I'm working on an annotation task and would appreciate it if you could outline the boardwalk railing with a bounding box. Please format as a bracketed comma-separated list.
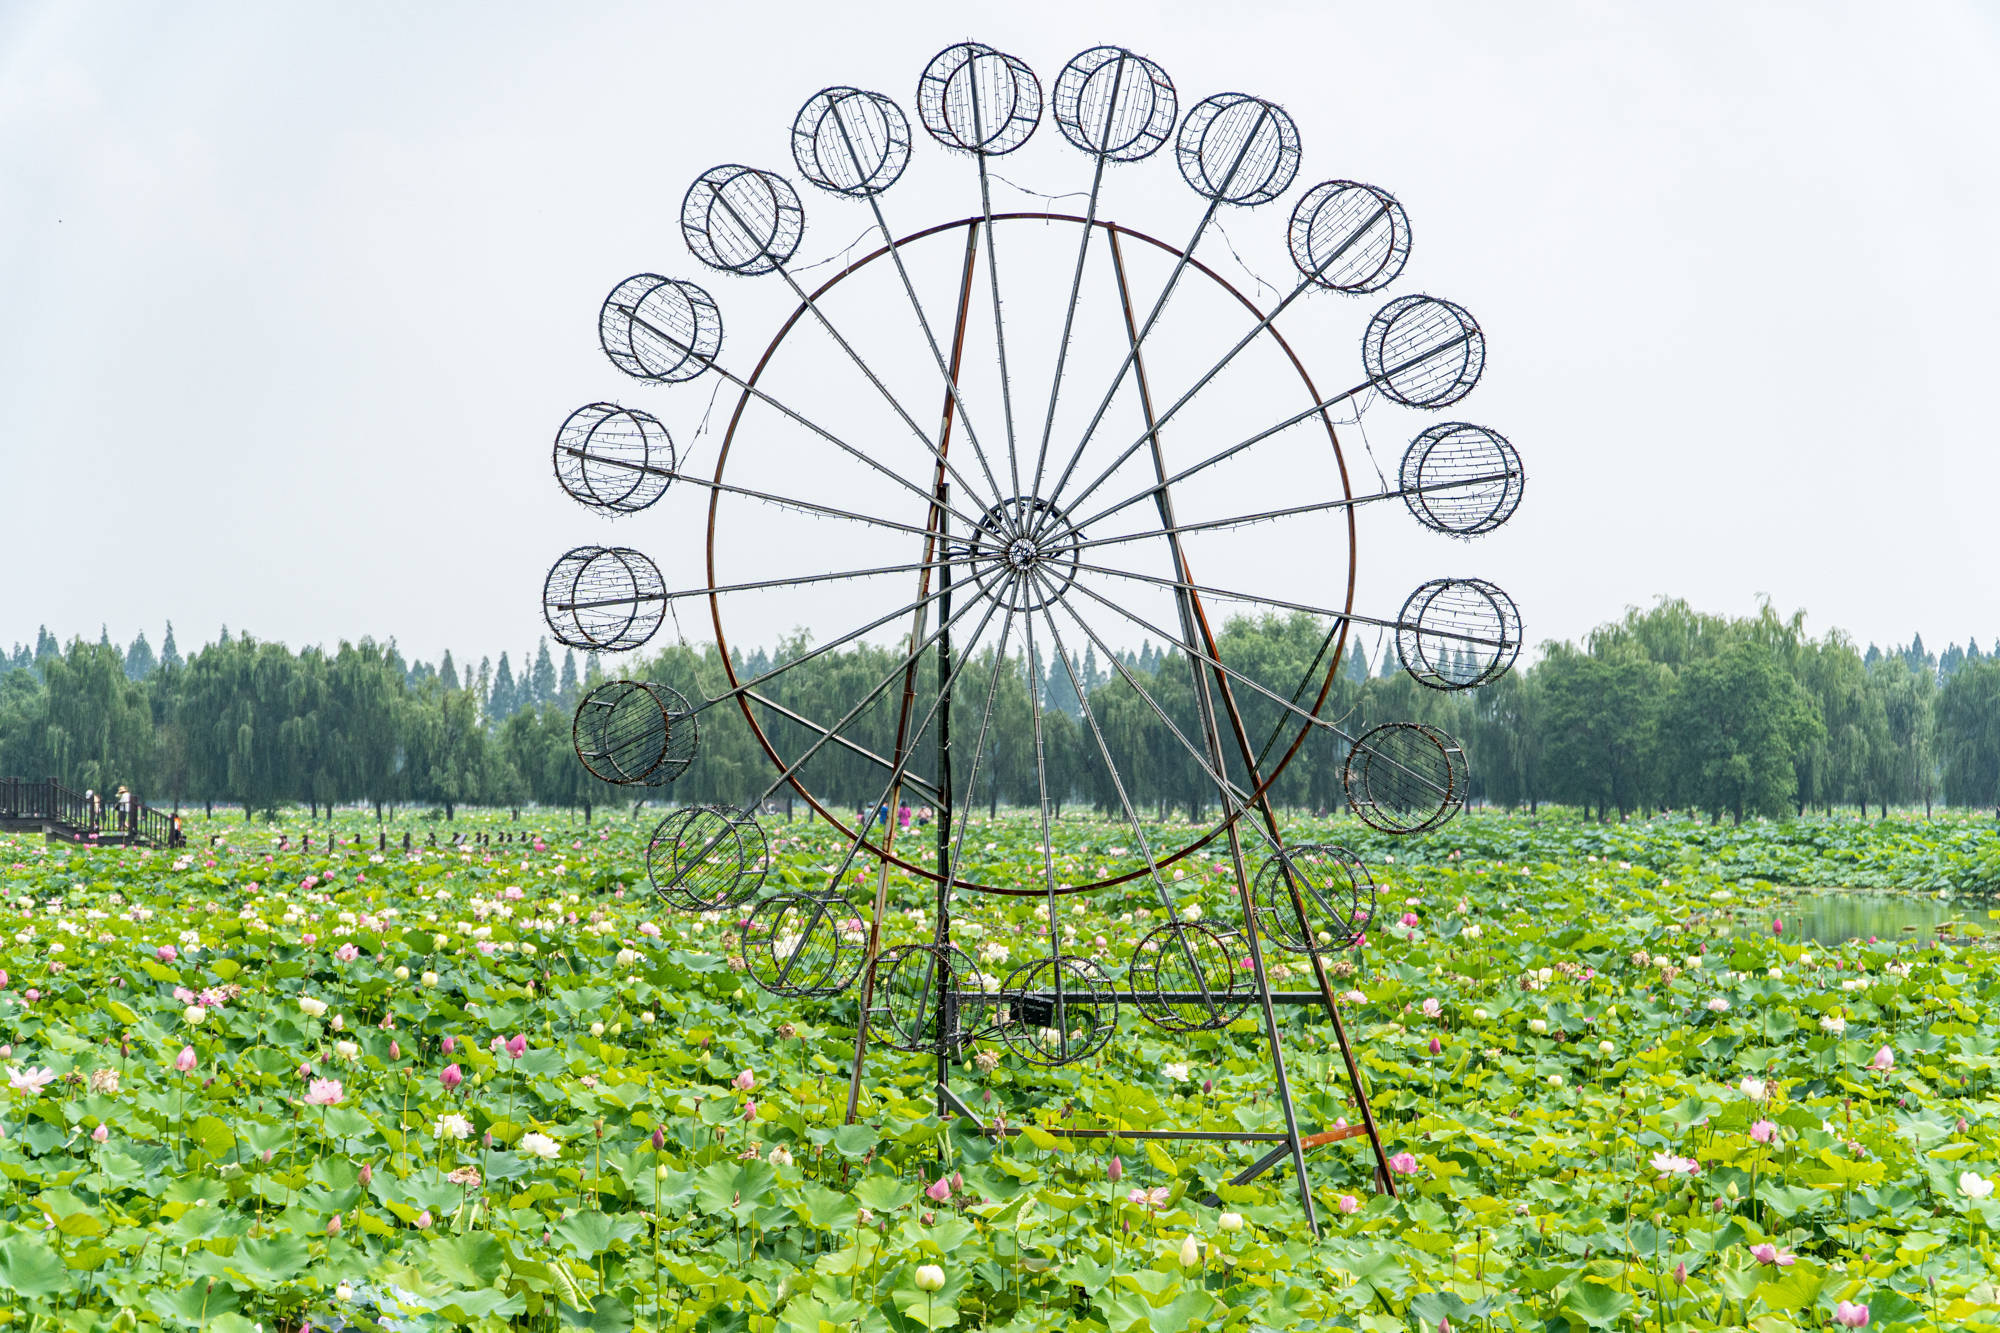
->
[0, 777, 180, 847]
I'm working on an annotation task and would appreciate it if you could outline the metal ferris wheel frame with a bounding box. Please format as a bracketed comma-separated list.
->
[543, 39, 1533, 1238]
[704, 209, 1359, 896]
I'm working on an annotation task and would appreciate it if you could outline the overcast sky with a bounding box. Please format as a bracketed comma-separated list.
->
[3, 1, 1996, 673]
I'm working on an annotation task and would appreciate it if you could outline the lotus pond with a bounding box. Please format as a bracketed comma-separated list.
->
[0, 809, 1997, 1332]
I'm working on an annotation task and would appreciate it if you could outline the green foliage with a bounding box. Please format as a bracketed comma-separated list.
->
[0, 811, 1998, 1329]
[2, 598, 1996, 828]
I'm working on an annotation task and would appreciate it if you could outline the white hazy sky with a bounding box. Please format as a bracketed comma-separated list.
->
[3, 1, 1997, 672]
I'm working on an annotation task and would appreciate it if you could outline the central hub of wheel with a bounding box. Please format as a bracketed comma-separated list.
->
[966, 496, 1083, 612]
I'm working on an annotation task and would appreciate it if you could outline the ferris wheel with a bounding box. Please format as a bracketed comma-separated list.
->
[541, 41, 1525, 1228]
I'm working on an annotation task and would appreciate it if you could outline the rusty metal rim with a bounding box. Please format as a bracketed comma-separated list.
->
[705, 210, 1357, 895]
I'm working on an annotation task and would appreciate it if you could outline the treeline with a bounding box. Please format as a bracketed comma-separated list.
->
[0, 629, 607, 820]
[2, 601, 1998, 823]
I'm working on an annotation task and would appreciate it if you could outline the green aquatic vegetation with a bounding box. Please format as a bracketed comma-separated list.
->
[0, 812, 1995, 1330]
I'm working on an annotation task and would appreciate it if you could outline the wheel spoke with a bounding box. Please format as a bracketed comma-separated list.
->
[740, 690, 945, 807]
[745, 579, 997, 810]
[1025, 153, 1109, 505]
[846, 192, 1012, 511]
[1060, 330, 1479, 530]
[1068, 557, 1513, 652]
[1038, 584, 1262, 816]
[616, 300, 992, 533]
[1034, 592, 1208, 951]
[1058, 575, 1456, 801]
[1035, 105, 1274, 532]
[1017, 595, 1063, 962]
[974, 154, 1026, 500]
[1036, 203, 1392, 524]
[553, 554, 974, 617]
[696, 175, 1001, 519]
[773, 261, 1004, 524]
[818, 103, 1011, 508]
[565, 455, 967, 545]
[1062, 469, 1520, 557]
[807, 587, 1012, 898]
[691, 578, 957, 718]
[937, 612, 1019, 897]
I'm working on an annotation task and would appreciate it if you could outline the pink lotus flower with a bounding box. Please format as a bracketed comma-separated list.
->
[1868, 1046, 1894, 1073]
[638, 922, 661, 938]
[1108, 1155, 1123, 1182]
[1649, 1151, 1699, 1177]
[505, 1034, 527, 1060]
[1749, 1243, 1795, 1267]
[91, 1123, 108, 1143]
[389, 1040, 401, 1061]
[1428, 1037, 1442, 1055]
[1771, 917, 1783, 936]
[326, 1214, 342, 1236]
[1387, 1151, 1419, 1176]
[1420, 997, 1441, 1019]
[175, 1046, 197, 1073]
[440, 1063, 463, 1091]
[305, 1078, 345, 1106]
[333, 943, 359, 964]
[1399, 912, 1420, 929]
[732, 1069, 756, 1092]
[476, 941, 495, 956]
[1127, 1186, 1170, 1209]
[925, 1175, 952, 1202]
[442, 1036, 456, 1055]
[1834, 1300, 1870, 1327]
[7, 1066, 56, 1095]
[1338, 1194, 1360, 1214]
[155, 945, 176, 963]
[1750, 1119, 1777, 1144]
[415, 1209, 432, 1229]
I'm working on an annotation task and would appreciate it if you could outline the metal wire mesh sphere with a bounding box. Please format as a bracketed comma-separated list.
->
[791, 87, 912, 198]
[553, 403, 673, 514]
[876, 943, 990, 1057]
[681, 165, 805, 276]
[1396, 578, 1522, 691]
[541, 546, 666, 653]
[599, 275, 722, 383]
[646, 804, 769, 910]
[1399, 423, 1525, 537]
[1343, 722, 1470, 835]
[572, 680, 697, 786]
[1052, 46, 1176, 162]
[1252, 844, 1376, 954]
[916, 42, 1041, 156]
[739, 894, 862, 998]
[1362, 294, 1485, 408]
[1288, 181, 1411, 294]
[1127, 921, 1251, 1032]
[1175, 93, 1300, 206]
[999, 954, 1116, 1067]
